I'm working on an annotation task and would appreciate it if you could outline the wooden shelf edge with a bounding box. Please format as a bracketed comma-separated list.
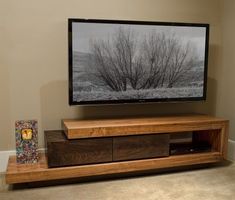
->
[6, 152, 223, 184]
[62, 114, 229, 139]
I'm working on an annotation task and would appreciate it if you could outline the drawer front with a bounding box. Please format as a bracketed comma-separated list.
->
[113, 134, 169, 161]
[45, 131, 112, 168]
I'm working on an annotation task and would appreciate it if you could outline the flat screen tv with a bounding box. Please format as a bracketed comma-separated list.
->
[68, 18, 209, 105]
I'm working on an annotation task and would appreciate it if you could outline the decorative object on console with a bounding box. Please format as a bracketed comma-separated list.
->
[15, 120, 38, 164]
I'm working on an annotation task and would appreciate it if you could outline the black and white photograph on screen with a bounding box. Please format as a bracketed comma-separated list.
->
[70, 20, 208, 103]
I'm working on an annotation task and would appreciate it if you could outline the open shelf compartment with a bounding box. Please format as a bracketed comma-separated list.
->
[170, 129, 221, 155]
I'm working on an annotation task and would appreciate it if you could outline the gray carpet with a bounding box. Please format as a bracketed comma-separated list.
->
[1, 162, 235, 200]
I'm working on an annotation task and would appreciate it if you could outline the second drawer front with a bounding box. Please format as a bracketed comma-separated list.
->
[113, 134, 169, 161]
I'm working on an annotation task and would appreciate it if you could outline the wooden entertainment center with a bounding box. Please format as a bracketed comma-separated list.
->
[5, 114, 229, 184]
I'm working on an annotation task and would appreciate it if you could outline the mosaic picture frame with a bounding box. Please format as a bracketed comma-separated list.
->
[15, 120, 39, 164]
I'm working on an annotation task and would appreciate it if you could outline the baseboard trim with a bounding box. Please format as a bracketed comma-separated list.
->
[228, 139, 235, 161]
[0, 148, 45, 173]
[0, 150, 15, 174]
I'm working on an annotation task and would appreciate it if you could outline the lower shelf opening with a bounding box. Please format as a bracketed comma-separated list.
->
[170, 141, 212, 155]
[169, 130, 220, 156]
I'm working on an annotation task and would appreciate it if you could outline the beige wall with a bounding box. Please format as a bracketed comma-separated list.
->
[217, 0, 235, 143]
[218, 0, 235, 160]
[0, 0, 223, 151]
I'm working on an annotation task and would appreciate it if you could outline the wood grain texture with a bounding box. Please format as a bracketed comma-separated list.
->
[113, 134, 169, 161]
[5, 114, 229, 184]
[221, 121, 229, 159]
[45, 131, 112, 167]
[62, 114, 228, 139]
[5, 152, 223, 184]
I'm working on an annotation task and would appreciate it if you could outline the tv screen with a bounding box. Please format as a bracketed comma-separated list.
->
[68, 19, 209, 105]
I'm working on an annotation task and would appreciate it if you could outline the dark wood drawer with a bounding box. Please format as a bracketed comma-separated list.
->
[45, 130, 112, 168]
[113, 134, 169, 161]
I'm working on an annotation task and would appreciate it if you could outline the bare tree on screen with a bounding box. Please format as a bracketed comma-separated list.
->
[166, 42, 198, 88]
[88, 28, 139, 91]
[86, 28, 199, 91]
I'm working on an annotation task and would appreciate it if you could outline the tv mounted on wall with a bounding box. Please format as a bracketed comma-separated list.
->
[68, 18, 209, 105]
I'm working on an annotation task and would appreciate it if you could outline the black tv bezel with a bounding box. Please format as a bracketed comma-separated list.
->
[68, 18, 209, 106]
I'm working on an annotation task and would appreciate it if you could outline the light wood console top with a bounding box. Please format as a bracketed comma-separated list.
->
[62, 114, 228, 139]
